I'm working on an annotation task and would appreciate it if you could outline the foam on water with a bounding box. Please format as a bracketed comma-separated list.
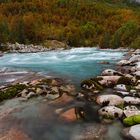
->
[0, 48, 125, 83]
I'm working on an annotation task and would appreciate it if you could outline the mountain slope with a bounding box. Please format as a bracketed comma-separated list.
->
[0, 0, 139, 48]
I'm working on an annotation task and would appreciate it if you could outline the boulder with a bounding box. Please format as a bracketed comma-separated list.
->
[20, 89, 28, 98]
[115, 91, 130, 96]
[51, 87, 59, 93]
[129, 125, 140, 140]
[124, 106, 140, 117]
[99, 61, 110, 65]
[60, 85, 75, 94]
[114, 84, 127, 91]
[133, 71, 140, 77]
[129, 55, 140, 63]
[59, 108, 77, 122]
[81, 79, 103, 91]
[96, 95, 124, 106]
[98, 76, 120, 87]
[36, 88, 44, 95]
[46, 93, 60, 100]
[117, 60, 131, 66]
[26, 92, 36, 99]
[123, 97, 140, 105]
[123, 115, 140, 126]
[101, 69, 123, 76]
[98, 106, 123, 119]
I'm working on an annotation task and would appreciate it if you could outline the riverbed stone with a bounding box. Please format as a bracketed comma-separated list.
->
[101, 69, 123, 76]
[114, 84, 127, 91]
[124, 106, 140, 117]
[96, 95, 124, 107]
[26, 92, 36, 99]
[123, 96, 140, 105]
[36, 88, 44, 95]
[98, 76, 120, 87]
[98, 106, 123, 119]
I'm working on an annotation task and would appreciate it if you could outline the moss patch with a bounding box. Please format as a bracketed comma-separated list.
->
[0, 84, 26, 101]
[123, 115, 140, 126]
[117, 76, 135, 85]
[81, 78, 103, 91]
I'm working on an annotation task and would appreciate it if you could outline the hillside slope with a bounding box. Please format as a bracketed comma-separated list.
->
[0, 0, 139, 48]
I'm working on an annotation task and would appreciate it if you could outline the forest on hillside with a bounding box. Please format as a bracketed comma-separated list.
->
[0, 0, 139, 48]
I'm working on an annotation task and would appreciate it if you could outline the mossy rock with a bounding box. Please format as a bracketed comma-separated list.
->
[123, 115, 140, 126]
[0, 84, 26, 101]
[81, 78, 103, 91]
[117, 76, 135, 86]
[43, 40, 68, 49]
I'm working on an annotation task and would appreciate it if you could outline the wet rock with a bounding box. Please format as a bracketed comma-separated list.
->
[117, 60, 131, 66]
[99, 61, 110, 64]
[51, 87, 59, 93]
[20, 89, 28, 98]
[129, 124, 140, 140]
[60, 85, 76, 95]
[59, 108, 77, 122]
[123, 96, 140, 105]
[98, 76, 120, 87]
[98, 106, 123, 119]
[96, 95, 124, 106]
[101, 69, 123, 76]
[129, 55, 140, 63]
[114, 84, 127, 91]
[115, 91, 130, 96]
[46, 93, 60, 100]
[36, 88, 44, 95]
[81, 78, 103, 91]
[26, 92, 36, 99]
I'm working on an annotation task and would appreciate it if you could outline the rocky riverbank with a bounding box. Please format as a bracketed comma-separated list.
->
[79, 49, 140, 140]
[0, 48, 140, 140]
[0, 40, 68, 53]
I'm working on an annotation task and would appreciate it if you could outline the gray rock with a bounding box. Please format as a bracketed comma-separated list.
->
[36, 88, 44, 95]
[101, 69, 123, 76]
[123, 124, 140, 140]
[117, 60, 131, 66]
[26, 92, 36, 99]
[46, 93, 60, 100]
[98, 106, 123, 119]
[96, 95, 124, 106]
[129, 55, 140, 63]
[124, 106, 140, 117]
[123, 96, 140, 105]
[114, 84, 127, 92]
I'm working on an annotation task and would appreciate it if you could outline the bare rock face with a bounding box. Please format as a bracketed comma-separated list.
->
[96, 94, 124, 106]
[98, 106, 123, 119]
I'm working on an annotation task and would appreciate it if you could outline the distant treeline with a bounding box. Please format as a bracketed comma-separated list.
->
[0, 0, 139, 48]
